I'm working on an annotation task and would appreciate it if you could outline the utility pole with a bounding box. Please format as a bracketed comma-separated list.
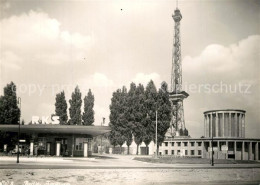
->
[100, 117, 105, 154]
[17, 97, 21, 164]
[211, 133, 214, 166]
[155, 110, 158, 157]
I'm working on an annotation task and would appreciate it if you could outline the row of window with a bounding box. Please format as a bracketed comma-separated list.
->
[162, 142, 202, 147]
[164, 150, 202, 155]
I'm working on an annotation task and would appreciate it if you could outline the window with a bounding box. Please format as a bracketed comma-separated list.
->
[191, 150, 195, 155]
[75, 138, 88, 151]
[177, 150, 180, 155]
[198, 150, 202, 155]
[185, 150, 188, 155]
[165, 150, 168, 155]
[172, 150, 174, 155]
[184, 142, 188, 146]
[191, 142, 195, 147]
[165, 142, 168, 147]
[177, 142, 181, 146]
[172, 142, 174, 147]
[198, 142, 202, 146]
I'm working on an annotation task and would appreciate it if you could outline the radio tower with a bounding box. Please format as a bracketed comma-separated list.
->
[167, 3, 189, 137]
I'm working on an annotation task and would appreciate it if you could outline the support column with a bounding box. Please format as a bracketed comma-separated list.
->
[56, 142, 61, 157]
[222, 112, 225, 137]
[83, 142, 88, 157]
[228, 113, 231, 137]
[249, 142, 252, 160]
[242, 141, 245, 160]
[238, 114, 241, 137]
[210, 113, 213, 138]
[234, 113, 237, 137]
[204, 115, 206, 137]
[202, 141, 205, 158]
[226, 141, 228, 159]
[215, 113, 219, 137]
[30, 141, 34, 156]
[242, 114, 245, 138]
[234, 141, 237, 160]
[255, 142, 259, 161]
[206, 115, 209, 137]
[71, 135, 75, 157]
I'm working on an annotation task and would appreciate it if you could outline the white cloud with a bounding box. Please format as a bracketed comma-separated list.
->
[1, 10, 94, 68]
[182, 35, 260, 137]
[131, 72, 162, 88]
[183, 35, 260, 82]
[77, 73, 115, 91]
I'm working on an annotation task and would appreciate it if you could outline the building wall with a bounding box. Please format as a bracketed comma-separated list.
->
[204, 110, 245, 138]
[157, 139, 259, 161]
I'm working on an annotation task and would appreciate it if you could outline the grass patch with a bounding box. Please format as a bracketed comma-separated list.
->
[133, 156, 260, 164]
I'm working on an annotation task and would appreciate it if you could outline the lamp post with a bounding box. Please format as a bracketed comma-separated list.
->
[17, 97, 21, 164]
[155, 110, 158, 157]
[100, 117, 105, 154]
[211, 131, 214, 166]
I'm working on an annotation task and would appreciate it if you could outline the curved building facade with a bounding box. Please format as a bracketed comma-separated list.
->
[204, 109, 246, 138]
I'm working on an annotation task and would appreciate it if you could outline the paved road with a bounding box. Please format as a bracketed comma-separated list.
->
[0, 155, 260, 185]
[0, 154, 260, 169]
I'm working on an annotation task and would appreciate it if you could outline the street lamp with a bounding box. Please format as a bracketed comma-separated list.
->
[211, 129, 214, 166]
[155, 110, 158, 158]
[100, 117, 105, 154]
[17, 97, 21, 164]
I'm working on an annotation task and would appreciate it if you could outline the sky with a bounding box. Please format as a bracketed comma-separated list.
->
[0, 0, 259, 138]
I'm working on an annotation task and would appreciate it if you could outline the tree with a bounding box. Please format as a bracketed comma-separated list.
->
[0, 82, 20, 125]
[109, 87, 128, 154]
[55, 91, 68, 125]
[82, 89, 95, 126]
[143, 80, 157, 154]
[124, 83, 136, 154]
[155, 82, 172, 153]
[131, 83, 146, 155]
[69, 86, 82, 125]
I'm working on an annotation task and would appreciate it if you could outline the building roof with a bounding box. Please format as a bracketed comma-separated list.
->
[204, 109, 246, 114]
[0, 124, 110, 137]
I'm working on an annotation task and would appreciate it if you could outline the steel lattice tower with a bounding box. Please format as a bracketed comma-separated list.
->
[166, 7, 189, 137]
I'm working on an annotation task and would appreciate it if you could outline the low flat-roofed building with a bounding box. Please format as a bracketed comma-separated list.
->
[158, 109, 260, 161]
[0, 124, 110, 157]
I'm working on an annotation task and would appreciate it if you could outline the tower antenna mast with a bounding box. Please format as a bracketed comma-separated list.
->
[167, 2, 189, 137]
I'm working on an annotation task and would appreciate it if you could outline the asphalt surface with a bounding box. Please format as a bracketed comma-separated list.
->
[0, 154, 259, 169]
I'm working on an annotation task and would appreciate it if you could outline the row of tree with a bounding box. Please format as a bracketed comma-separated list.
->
[109, 80, 172, 154]
[0, 82, 95, 126]
[55, 86, 95, 125]
[0, 82, 20, 125]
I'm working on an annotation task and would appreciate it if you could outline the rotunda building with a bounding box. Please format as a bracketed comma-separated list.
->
[204, 109, 246, 138]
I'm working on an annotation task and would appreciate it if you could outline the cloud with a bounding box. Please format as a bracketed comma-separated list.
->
[0, 10, 94, 68]
[182, 35, 260, 138]
[131, 72, 162, 88]
[77, 73, 115, 91]
[183, 35, 260, 83]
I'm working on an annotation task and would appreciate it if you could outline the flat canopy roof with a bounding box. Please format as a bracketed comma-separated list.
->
[0, 124, 110, 137]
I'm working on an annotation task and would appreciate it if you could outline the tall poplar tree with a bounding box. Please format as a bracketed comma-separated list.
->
[0, 82, 20, 125]
[129, 83, 146, 155]
[109, 87, 128, 153]
[69, 86, 82, 125]
[155, 82, 172, 152]
[55, 91, 68, 125]
[82, 89, 95, 126]
[143, 80, 157, 154]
